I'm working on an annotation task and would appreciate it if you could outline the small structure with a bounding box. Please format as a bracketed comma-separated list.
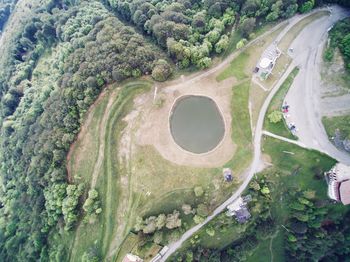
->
[223, 168, 233, 182]
[256, 43, 281, 80]
[325, 163, 350, 205]
[122, 254, 143, 262]
[234, 208, 252, 224]
[226, 195, 252, 223]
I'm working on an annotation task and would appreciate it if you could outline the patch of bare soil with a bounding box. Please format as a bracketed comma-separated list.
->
[132, 73, 236, 168]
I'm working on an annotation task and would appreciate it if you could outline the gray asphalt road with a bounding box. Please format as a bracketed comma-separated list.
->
[284, 6, 350, 165]
[159, 7, 348, 261]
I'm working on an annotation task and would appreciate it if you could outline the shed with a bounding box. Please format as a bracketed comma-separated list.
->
[122, 254, 143, 262]
[234, 208, 251, 223]
[223, 168, 233, 182]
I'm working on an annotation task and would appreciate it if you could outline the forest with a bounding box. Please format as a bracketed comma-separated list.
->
[0, 0, 349, 261]
[0, 0, 17, 32]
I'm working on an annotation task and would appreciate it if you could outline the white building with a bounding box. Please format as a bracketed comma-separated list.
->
[325, 163, 350, 205]
[256, 43, 281, 80]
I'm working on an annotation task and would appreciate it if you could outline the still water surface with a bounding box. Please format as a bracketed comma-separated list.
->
[170, 96, 225, 154]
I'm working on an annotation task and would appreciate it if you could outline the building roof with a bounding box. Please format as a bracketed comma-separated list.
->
[234, 207, 251, 223]
[227, 197, 244, 212]
[259, 58, 272, 69]
[122, 254, 143, 262]
[334, 163, 350, 181]
[328, 180, 340, 201]
[223, 168, 232, 176]
[340, 180, 350, 205]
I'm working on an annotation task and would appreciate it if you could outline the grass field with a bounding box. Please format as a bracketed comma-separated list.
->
[217, 52, 250, 81]
[225, 80, 253, 176]
[248, 136, 341, 261]
[264, 67, 299, 140]
[173, 135, 341, 261]
[63, 81, 154, 261]
[64, 74, 253, 261]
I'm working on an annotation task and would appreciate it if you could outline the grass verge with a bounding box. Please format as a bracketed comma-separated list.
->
[216, 52, 250, 81]
[264, 67, 299, 140]
[322, 114, 350, 140]
[224, 80, 253, 175]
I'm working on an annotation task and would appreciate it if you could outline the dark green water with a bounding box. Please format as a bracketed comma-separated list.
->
[170, 96, 225, 154]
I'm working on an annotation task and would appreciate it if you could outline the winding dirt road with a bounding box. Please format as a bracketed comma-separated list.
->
[160, 6, 350, 261]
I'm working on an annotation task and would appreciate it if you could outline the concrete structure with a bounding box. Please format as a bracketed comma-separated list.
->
[223, 168, 233, 182]
[122, 254, 143, 262]
[325, 163, 350, 205]
[339, 181, 350, 205]
[256, 43, 281, 80]
[226, 195, 251, 223]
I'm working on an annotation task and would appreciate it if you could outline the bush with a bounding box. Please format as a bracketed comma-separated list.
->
[299, 1, 314, 13]
[323, 48, 334, 61]
[268, 110, 283, 123]
[193, 215, 205, 224]
[236, 38, 247, 49]
[151, 59, 172, 81]
[194, 186, 204, 197]
[196, 204, 209, 217]
[205, 227, 215, 236]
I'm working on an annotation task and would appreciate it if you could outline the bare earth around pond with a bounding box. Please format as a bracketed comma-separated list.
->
[128, 75, 236, 168]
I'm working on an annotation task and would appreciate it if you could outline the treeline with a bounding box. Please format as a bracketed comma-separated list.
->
[0, 1, 164, 260]
[324, 18, 350, 71]
[285, 190, 350, 261]
[0, 0, 17, 32]
[107, 0, 305, 69]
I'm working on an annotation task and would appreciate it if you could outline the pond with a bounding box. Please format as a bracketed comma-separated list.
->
[170, 96, 225, 154]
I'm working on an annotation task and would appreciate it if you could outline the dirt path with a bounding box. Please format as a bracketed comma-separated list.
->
[89, 89, 120, 189]
[66, 88, 110, 183]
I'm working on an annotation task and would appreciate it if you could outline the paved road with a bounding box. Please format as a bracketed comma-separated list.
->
[159, 7, 348, 261]
[263, 130, 307, 148]
[161, 7, 327, 92]
[284, 6, 350, 165]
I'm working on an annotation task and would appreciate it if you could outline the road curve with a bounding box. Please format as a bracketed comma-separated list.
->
[160, 7, 328, 92]
[284, 6, 350, 165]
[160, 6, 348, 261]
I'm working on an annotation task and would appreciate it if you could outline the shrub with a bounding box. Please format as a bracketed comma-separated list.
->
[268, 110, 283, 123]
[152, 59, 172, 81]
[236, 38, 248, 49]
[193, 215, 205, 224]
[194, 186, 204, 197]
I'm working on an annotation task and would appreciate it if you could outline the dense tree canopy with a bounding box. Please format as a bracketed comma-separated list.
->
[0, 0, 349, 261]
[0, 1, 163, 260]
[0, 0, 17, 32]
